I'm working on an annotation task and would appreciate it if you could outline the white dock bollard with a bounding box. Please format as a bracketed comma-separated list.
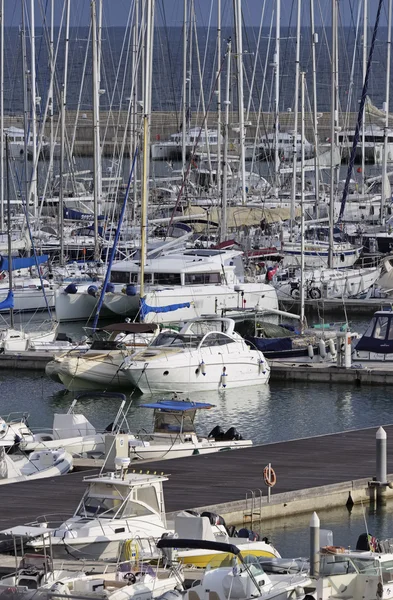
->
[336, 331, 352, 368]
[310, 511, 320, 577]
[376, 427, 387, 485]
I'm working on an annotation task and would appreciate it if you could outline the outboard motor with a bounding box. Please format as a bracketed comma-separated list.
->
[356, 532, 378, 551]
[185, 509, 200, 517]
[208, 425, 225, 440]
[223, 427, 243, 441]
[64, 283, 77, 294]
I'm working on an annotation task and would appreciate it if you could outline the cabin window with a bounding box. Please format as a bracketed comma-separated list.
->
[111, 271, 129, 284]
[77, 495, 123, 518]
[129, 273, 152, 284]
[184, 272, 221, 285]
[201, 332, 235, 347]
[135, 487, 159, 513]
[122, 499, 155, 518]
[363, 318, 376, 337]
[374, 316, 389, 340]
[153, 272, 181, 285]
[388, 322, 393, 341]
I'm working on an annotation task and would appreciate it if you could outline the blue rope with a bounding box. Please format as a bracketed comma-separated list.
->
[338, 0, 384, 221]
[92, 148, 139, 332]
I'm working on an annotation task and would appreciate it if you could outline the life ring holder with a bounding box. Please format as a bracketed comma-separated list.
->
[263, 465, 277, 488]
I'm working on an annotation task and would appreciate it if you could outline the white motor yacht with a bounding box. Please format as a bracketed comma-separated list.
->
[102, 249, 278, 323]
[121, 317, 270, 394]
[46, 322, 160, 390]
[129, 398, 253, 461]
[151, 127, 222, 161]
[24, 466, 170, 561]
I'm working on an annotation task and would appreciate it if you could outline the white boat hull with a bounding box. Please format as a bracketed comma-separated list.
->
[129, 439, 253, 461]
[55, 287, 112, 322]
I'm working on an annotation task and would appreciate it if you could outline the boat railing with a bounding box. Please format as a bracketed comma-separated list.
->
[27, 513, 74, 529]
[2, 411, 29, 423]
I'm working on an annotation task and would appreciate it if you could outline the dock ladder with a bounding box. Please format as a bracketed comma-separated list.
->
[243, 488, 263, 530]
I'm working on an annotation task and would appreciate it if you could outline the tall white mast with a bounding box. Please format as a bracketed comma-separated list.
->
[92, 0, 102, 261]
[300, 71, 306, 332]
[48, 0, 54, 183]
[381, 0, 392, 224]
[310, 0, 320, 217]
[329, 0, 338, 269]
[140, 0, 155, 301]
[274, 0, 280, 198]
[221, 39, 231, 243]
[216, 0, 221, 196]
[181, 0, 188, 177]
[0, 0, 4, 230]
[234, 0, 246, 205]
[290, 0, 301, 237]
[29, 0, 37, 218]
[59, 0, 70, 267]
[361, 0, 367, 194]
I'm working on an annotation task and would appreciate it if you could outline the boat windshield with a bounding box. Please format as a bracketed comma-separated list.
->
[205, 553, 266, 576]
[76, 495, 155, 519]
[320, 554, 382, 577]
[150, 332, 203, 349]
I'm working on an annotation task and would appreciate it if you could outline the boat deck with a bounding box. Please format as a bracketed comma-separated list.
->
[0, 423, 392, 529]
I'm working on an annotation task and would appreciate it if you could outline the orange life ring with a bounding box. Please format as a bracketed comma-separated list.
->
[322, 546, 345, 554]
[263, 465, 277, 488]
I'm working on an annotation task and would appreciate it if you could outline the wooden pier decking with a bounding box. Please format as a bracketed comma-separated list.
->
[0, 423, 392, 530]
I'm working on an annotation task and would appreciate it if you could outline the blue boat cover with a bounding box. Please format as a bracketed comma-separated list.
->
[355, 313, 393, 354]
[141, 400, 215, 412]
[140, 297, 190, 319]
[0, 290, 14, 310]
[0, 254, 48, 272]
[246, 336, 293, 352]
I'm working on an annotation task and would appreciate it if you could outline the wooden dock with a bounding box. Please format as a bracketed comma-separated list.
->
[269, 361, 393, 385]
[0, 424, 392, 530]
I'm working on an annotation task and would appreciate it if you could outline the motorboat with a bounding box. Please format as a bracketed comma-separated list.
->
[157, 538, 311, 600]
[0, 393, 131, 457]
[151, 127, 222, 161]
[128, 399, 253, 461]
[172, 511, 281, 568]
[121, 317, 270, 393]
[46, 322, 160, 390]
[256, 131, 314, 161]
[102, 249, 279, 323]
[24, 465, 171, 560]
[353, 309, 393, 362]
[0, 446, 72, 484]
[0, 549, 183, 600]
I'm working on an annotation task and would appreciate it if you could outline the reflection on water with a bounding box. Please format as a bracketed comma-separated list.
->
[257, 500, 393, 558]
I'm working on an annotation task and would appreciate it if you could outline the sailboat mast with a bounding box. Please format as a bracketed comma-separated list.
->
[361, 0, 367, 195]
[300, 72, 306, 332]
[216, 0, 221, 196]
[5, 135, 13, 329]
[21, 1, 29, 209]
[59, 0, 70, 267]
[274, 0, 280, 198]
[48, 0, 54, 184]
[381, 0, 392, 225]
[221, 39, 231, 243]
[92, 0, 102, 261]
[290, 0, 301, 237]
[0, 0, 4, 231]
[181, 0, 188, 177]
[310, 0, 320, 218]
[140, 0, 155, 301]
[329, 0, 337, 269]
[234, 0, 246, 206]
[29, 0, 37, 218]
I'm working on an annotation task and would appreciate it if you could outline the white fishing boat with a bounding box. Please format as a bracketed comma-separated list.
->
[128, 399, 252, 461]
[46, 322, 160, 390]
[24, 466, 170, 561]
[0, 446, 72, 485]
[101, 249, 278, 323]
[151, 127, 222, 161]
[121, 317, 270, 394]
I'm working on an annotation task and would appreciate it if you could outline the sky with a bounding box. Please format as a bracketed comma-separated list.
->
[3, 1, 390, 29]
